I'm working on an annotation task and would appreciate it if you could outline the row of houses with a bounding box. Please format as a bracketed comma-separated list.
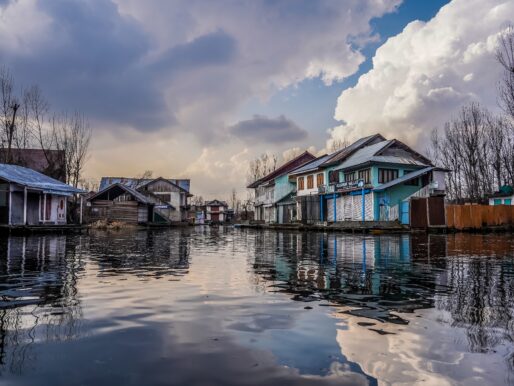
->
[248, 134, 449, 226]
[0, 159, 195, 227]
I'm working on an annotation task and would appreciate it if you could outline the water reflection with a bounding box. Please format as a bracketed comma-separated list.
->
[0, 229, 511, 385]
[0, 235, 84, 374]
[251, 231, 514, 384]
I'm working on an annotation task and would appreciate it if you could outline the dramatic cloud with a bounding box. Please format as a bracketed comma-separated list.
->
[0, 0, 404, 196]
[330, 0, 514, 148]
[229, 115, 307, 144]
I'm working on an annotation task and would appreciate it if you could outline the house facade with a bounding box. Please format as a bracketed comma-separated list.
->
[205, 200, 229, 223]
[0, 164, 85, 227]
[96, 177, 192, 223]
[248, 151, 316, 224]
[88, 177, 192, 224]
[287, 135, 447, 225]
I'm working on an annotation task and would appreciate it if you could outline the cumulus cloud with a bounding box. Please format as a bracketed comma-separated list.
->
[330, 0, 514, 148]
[229, 115, 307, 144]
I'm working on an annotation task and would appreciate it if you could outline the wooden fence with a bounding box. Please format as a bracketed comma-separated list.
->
[446, 204, 514, 230]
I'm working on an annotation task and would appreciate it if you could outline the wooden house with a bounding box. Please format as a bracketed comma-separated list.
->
[0, 164, 85, 227]
[88, 177, 192, 225]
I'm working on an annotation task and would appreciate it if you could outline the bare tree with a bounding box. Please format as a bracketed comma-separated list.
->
[0, 67, 21, 163]
[497, 24, 514, 120]
[247, 153, 278, 184]
[431, 102, 514, 202]
[329, 137, 349, 153]
[191, 195, 204, 206]
[52, 112, 92, 188]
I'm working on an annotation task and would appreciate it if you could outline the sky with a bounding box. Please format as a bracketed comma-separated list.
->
[0, 0, 512, 199]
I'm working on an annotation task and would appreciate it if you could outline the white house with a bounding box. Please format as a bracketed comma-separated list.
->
[205, 199, 228, 223]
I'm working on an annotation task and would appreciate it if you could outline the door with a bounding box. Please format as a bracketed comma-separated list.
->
[211, 213, 219, 222]
[410, 198, 428, 228]
[400, 201, 410, 225]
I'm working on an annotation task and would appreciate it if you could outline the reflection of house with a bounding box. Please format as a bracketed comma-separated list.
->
[0, 164, 85, 226]
[248, 151, 316, 223]
[90, 177, 193, 224]
[205, 200, 228, 223]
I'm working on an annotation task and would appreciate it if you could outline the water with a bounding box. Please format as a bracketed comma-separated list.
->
[0, 228, 513, 386]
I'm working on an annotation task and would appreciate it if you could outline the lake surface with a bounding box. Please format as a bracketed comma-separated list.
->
[0, 228, 513, 386]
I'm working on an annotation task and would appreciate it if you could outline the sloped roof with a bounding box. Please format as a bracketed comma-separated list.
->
[321, 134, 386, 167]
[333, 140, 431, 171]
[88, 183, 152, 204]
[205, 199, 228, 207]
[137, 177, 191, 195]
[247, 151, 316, 188]
[99, 177, 191, 192]
[288, 154, 330, 176]
[373, 166, 435, 192]
[0, 164, 85, 196]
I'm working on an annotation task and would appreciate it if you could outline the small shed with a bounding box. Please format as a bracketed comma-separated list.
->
[0, 163, 85, 226]
[87, 183, 155, 224]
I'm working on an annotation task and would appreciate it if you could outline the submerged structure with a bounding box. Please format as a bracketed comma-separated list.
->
[0, 163, 85, 227]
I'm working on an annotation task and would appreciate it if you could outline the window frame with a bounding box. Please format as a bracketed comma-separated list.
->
[307, 175, 314, 189]
[378, 168, 399, 184]
[316, 173, 324, 187]
[298, 177, 305, 190]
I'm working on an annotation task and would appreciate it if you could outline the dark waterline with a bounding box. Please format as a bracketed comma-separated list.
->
[0, 228, 513, 385]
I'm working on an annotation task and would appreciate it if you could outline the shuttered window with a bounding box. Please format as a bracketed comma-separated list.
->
[316, 173, 324, 187]
[307, 175, 314, 189]
[344, 172, 355, 182]
[378, 168, 399, 183]
[357, 169, 370, 184]
[298, 177, 305, 190]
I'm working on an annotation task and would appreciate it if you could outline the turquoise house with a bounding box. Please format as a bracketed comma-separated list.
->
[324, 138, 446, 224]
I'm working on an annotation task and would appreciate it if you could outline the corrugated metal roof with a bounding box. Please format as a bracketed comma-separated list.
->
[373, 166, 434, 192]
[88, 183, 153, 204]
[0, 164, 85, 195]
[321, 134, 386, 166]
[289, 154, 331, 175]
[332, 140, 430, 171]
[99, 177, 190, 192]
[333, 141, 392, 170]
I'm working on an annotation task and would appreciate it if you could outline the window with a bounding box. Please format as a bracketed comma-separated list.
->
[378, 168, 399, 184]
[344, 171, 355, 182]
[494, 199, 502, 205]
[328, 170, 339, 184]
[298, 177, 305, 190]
[505, 199, 512, 205]
[316, 173, 324, 187]
[357, 169, 370, 184]
[307, 175, 314, 189]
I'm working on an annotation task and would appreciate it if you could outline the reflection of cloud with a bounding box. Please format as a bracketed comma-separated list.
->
[333, 308, 511, 386]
